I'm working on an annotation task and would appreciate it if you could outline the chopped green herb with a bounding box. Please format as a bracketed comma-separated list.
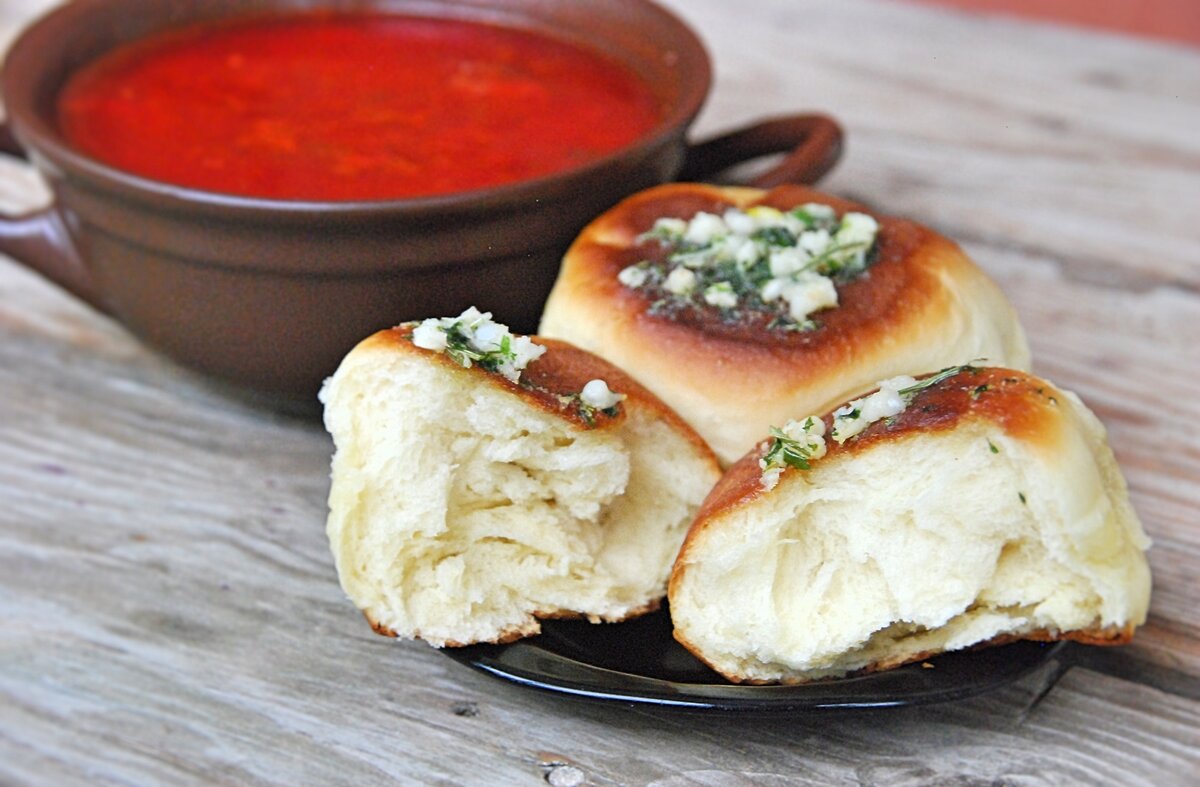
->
[789, 207, 817, 228]
[762, 427, 816, 471]
[619, 203, 879, 330]
[556, 394, 621, 428]
[410, 307, 545, 383]
[647, 298, 674, 317]
[753, 226, 796, 247]
[767, 314, 818, 332]
[801, 240, 868, 278]
[971, 384, 990, 400]
[760, 417, 827, 480]
[442, 322, 515, 374]
[988, 439, 999, 454]
[1018, 492, 1027, 504]
[897, 360, 984, 403]
[637, 218, 687, 245]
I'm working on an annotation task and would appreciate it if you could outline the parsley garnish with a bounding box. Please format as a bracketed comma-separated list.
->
[789, 207, 819, 228]
[620, 205, 879, 330]
[800, 240, 869, 279]
[897, 361, 984, 403]
[442, 323, 516, 373]
[558, 395, 620, 427]
[760, 417, 827, 475]
[752, 226, 796, 247]
[762, 428, 816, 471]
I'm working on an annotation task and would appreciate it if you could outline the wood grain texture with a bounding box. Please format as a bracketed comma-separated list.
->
[1, 0, 1198, 784]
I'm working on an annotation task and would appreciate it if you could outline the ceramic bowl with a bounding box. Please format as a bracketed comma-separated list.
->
[0, 0, 841, 410]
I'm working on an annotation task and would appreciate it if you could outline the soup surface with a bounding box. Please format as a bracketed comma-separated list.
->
[57, 12, 663, 201]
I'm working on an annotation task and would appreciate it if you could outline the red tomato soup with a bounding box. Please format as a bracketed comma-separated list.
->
[56, 12, 663, 201]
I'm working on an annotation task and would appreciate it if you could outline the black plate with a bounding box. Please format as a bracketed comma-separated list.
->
[442, 606, 1067, 711]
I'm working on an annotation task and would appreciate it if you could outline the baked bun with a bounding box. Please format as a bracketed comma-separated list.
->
[321, 311, 721, 647]
[539, 183, 1031, 465]
[668, 366, 1151, 683]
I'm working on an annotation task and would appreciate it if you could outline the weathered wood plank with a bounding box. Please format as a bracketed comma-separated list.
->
[677, 0, 1200, 290]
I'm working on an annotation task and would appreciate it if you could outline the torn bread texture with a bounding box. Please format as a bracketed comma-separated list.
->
[668, 368, 1151, 683]
[539, 183, 1031, 465]
[322, 330, 720, 647]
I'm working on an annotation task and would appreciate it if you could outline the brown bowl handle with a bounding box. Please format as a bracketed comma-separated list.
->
[679, 113, 843, 187]
[0, 120, 106, 313]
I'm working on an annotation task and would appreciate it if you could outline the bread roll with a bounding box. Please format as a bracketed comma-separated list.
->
[668, 366, 1151, 683]
[539, 183, 1031, 465]
[321, 311, 721, 647]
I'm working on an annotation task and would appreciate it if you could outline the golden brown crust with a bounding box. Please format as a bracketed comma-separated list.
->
[359, 327, 718, 466]
[361, 327, 615, 429]
[668, 365, 1137, 683]
[682, 367, 1063, 543]
[666, 362, 1144, 684]
[367, 600, 663, 648]
[523, 338, 716, 467]
[342, 327, 719, 648]
[674, 623, 1135, 685]
[561, 182, 944, 354]
[671, 367, 1069, 591]
[368, 609, 539, 647]
[839, 367, 1065, 451]
[366, 613, 399, 638]
[540, 182, 1029, 465]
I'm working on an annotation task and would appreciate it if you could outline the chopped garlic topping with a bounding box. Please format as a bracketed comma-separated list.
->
[759, 415, 828, 490]
[798, 228, 832, 255]
[761, 467, 783, 491]
[684, 212, 727, 244]
[781, 415, 826, 442]
[622, 201, 880, 329]
[723, 208, 756, 235]
[703, 282, 738, 309]
[782, 273, 839, 322]
[830, 375, 917, 443]
[663, 266, 698, 295]
[769, 246, 808, 277]
[580, 379, 625, 410]
[836, 212, 879, 246]
[408, 307, 545, 383]
[798, 202, 836, 222]
[833, 212, 880, 272]
[410, 320, 448, 352]
[618, 264, 649, 288]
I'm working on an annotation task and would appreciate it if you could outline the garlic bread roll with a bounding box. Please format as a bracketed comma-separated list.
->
[668, 367, 1151, 683]
[322, 322, 721, 647]
[539, 183, 1030, 466]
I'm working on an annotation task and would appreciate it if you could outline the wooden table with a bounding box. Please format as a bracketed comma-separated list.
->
[2, 1, 1197, 783]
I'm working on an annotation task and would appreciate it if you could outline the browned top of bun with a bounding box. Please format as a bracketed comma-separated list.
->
[690, 367, 1065, 528]
[361, 328, 718, 461]
[562, 181, 955, 366]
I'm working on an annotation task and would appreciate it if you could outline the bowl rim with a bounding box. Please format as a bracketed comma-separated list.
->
[2, 0, 713, 219]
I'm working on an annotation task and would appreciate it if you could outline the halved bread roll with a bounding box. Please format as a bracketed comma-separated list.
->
[539, 183, 1031, 465]
[321, 314, 721, 647]
[668, 367, 1151, 683]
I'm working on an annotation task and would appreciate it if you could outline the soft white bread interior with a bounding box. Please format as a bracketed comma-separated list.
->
[539, 183, 1031, 465]
[668, 368, 1151, 683]
[322, 329, 721, 647]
